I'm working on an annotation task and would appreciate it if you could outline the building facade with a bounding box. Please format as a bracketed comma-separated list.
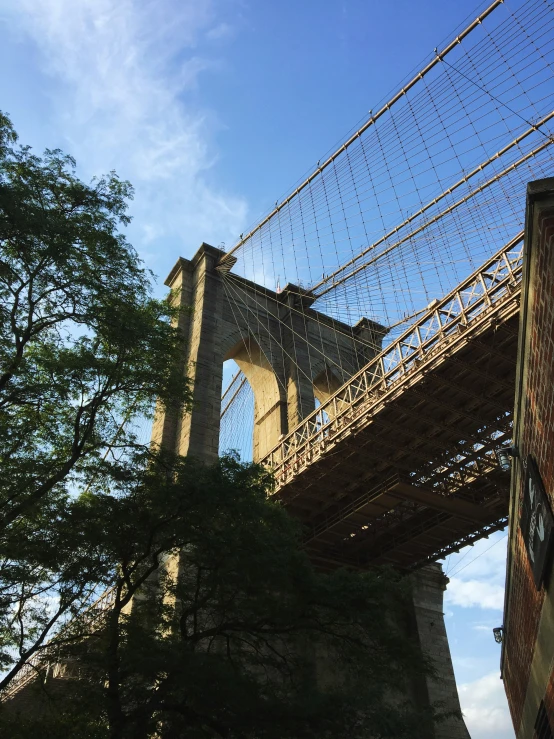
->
[502, 178, 554, 737]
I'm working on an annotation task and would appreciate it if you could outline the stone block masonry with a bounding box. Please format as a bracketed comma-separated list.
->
[157, 242, 386, 463]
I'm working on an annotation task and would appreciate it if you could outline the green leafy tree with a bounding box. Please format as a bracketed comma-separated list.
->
[0, 111, 190, 687]
[4, 453, 436, 739]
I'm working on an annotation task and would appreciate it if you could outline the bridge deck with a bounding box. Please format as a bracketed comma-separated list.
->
[264, 237, 523, 570]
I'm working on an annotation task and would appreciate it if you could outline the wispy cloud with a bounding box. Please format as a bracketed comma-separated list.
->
[206, 22, 235, 42]
[3, 0, 248, 276]
[473, 623, 498, 633]
[458, 672, 514, 739]
[447, 578, 505, 610]
[442, 534, 511, 732]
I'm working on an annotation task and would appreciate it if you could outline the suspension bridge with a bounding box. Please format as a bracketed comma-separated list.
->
[3, 0, 554, 720]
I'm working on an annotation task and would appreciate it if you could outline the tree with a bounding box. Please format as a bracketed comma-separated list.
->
[0, 114, 440, 738]
[2, 453, 436, 739]
[0, 111, 190, 688]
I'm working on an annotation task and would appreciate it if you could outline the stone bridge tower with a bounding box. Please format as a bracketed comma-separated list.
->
[151, 242, 470, 739]
[151, 242, 386, 462]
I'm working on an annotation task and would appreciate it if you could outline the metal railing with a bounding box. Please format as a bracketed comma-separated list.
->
[1, 587, 116, 700]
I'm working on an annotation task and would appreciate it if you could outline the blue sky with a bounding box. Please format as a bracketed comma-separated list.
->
[0, 1, 519, 736]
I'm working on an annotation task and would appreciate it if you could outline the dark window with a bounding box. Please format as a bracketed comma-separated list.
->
[535, 701, 553, 739]
[520, 456, 554, 590]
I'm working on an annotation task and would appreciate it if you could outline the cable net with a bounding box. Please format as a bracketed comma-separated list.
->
[219, 0, 554, 459]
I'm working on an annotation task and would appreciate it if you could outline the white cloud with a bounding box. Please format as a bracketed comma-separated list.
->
[444, 533, 508, 610]
[447, 578, 505, 610]
[2, 0, 248, 270]
[458, 672, 514, 739]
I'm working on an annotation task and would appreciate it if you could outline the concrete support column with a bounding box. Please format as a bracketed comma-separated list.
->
[168, 244, 224, 462]
[411, 564, 470, 739]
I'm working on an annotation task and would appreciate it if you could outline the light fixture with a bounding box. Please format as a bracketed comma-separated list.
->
[495, 446, 519, 471]
[493, 626, 504, 644]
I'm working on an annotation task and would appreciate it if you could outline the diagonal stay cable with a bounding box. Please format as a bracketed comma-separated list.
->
[310, 112, 554, 295]
[219, 0, 505, 266]
[222, 276, 326, 389]
[220, 376, 248, 420]
[221, 278, 290, 394]
[448, 532, 508, 578]
[221, 369, 245, 401]
[312, 133, 554, 298]
[439, 55, 551, 139]
[224, 273, 360, 379]
[226, 273, 382, 351]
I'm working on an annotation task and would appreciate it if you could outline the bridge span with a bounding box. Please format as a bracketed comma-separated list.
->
[263, 235, 522, 570]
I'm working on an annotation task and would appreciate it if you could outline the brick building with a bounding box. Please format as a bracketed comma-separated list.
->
[502, 178, 554, 737]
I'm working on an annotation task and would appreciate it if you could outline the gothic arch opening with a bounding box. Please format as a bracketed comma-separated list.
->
[312, 366, 343, 406]
[219, 359, 254, 461]
[220, 337, 287, 462]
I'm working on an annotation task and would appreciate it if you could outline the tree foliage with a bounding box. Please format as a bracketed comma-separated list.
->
[5, 454, 435, 739]
[0, 110, 190, 688]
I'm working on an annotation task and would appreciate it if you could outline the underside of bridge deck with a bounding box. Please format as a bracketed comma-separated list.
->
[275, 310, 518, 571]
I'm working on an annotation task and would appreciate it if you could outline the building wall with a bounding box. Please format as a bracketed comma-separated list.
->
[502, 178, 554, 737]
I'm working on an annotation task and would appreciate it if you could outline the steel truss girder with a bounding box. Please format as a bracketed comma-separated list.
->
[264, 234, 523, 487]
